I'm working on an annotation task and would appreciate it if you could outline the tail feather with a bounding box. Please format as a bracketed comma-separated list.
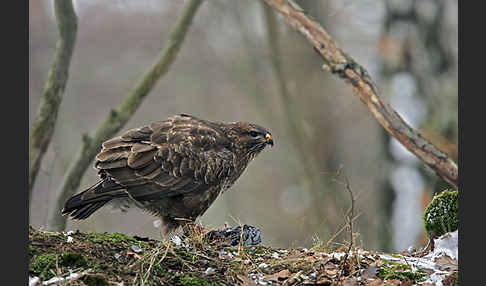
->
[62, 179, 127, 220]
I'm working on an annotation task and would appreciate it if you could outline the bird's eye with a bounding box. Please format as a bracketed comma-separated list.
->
[249, 131, 259, 138]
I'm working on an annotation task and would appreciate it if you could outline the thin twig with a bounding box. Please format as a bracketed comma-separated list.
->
[325, 212, 361, 249]
[325, 168, 357, 281]
[336, 174, 355, 282]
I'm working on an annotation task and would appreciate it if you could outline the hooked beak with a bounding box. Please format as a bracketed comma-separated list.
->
[265, 133, 274, 147]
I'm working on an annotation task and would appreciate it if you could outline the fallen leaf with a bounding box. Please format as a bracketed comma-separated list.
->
[361, 265, 378, 280]
[342, 277, 358, 286]
[442, 273, 458, 286]
[385, 279, 401, 285]
[434, 255, 458, 271]
[365, 278, 384, 286]
[264, 269, 291, 282]
[324, 263, 339, 277]
[282, 270, 303, 286]
[375, 259, 384, 267]
[316, 277, 332, 285]
[237, 274, 257, 286]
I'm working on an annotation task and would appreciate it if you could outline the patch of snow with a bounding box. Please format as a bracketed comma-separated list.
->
[131, 244, 142, 253]
[300, 274, 309, 280]
[258, 263, 268, 269]
[42, 270, 89, 285]
[29, 276, 40, 286]
[380, 231, 458, 286]
[171, 235, 182, 246]
[429, 230, 458, 260]
[331, 252, 346, 260]
[204, 267, 216, 275]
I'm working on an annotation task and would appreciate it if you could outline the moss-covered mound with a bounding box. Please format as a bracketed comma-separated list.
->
[423, 189, 459, 239]
[29, 226, 456, 285]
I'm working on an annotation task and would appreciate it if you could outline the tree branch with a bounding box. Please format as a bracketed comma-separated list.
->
[29, 0, 78, 208]
[262, 0, 458, 188]
[46, 0, 204, 231]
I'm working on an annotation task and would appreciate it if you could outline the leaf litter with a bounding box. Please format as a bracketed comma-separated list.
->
[29, 226, 458, 285]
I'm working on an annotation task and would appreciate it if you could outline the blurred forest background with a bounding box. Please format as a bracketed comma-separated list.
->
[29, 0, 458, 252]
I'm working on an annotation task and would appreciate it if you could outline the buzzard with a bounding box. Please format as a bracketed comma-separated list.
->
[62, 114, 273, 234]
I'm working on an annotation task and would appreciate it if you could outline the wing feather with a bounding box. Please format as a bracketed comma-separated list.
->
[96, 159, 128, 169]
[96, 147, 130, 162]
[127, 149, 157, 168]
[94, 114, 236, 201]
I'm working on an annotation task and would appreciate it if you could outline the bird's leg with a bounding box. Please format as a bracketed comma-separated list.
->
[178, 219, 201, 235]
[159, 217, 181, 237]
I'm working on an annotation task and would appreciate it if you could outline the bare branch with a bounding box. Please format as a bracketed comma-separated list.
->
[29, 0, 78, 207]
[336, 173, 355, 282]
[46, 0, 204, 231]
[262, 0, 458, 188]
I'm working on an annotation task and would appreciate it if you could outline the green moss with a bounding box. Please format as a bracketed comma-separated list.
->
[81, 274, 109, 286]
[377, 263, 426, 283]
[174, 248, 196, 262]
[60, 252, 89, 267]
[177, 275, 218, 286]
[86, 232, 149, 249]
[87, 232, 138, 243]
[29, 246, 36, 257]
[153, 263, 168, 276]
[30, 253, 57, 280]
[423, 189, 459, 238]
[229, 260, 244, 274]
[30, 252, 90, 281]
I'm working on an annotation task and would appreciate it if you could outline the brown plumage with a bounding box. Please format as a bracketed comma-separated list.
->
[62, 114, 274, 234]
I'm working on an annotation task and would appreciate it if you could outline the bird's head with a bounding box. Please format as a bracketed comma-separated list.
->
[225, 122, 274, 158]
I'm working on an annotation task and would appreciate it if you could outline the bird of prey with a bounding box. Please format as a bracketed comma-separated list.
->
[62, 114, 274, 234]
